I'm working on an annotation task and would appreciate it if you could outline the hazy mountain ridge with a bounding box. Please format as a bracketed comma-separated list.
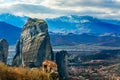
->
[50, 33, 120, 46]
[0, 21, 21, 45]
[1, 14, 120, 46]
[1, 14, 120, 34]
[0, 13, 27, 27]
[46, 15, 120, 34]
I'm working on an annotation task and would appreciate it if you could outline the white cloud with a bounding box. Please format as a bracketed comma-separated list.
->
[0, 0, 120, 19]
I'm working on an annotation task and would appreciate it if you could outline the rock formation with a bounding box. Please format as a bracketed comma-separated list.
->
[0, 39, 9, 64]
[12, 18, 53, 67]
[56, 51, 69, 80]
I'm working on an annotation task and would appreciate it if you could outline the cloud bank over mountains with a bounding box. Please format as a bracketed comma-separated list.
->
[0, 0, 120, 19]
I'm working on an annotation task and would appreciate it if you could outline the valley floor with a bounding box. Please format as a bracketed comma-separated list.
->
[67, 50, 120, 80]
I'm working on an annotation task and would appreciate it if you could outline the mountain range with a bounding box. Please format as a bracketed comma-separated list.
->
[50, 33, 120, 46]
[46, 15, 120, 34]
[0, 13, 120, 46]
[1, 13, 120, 35]
[0, 13, 27, 27]
[0, 21, 21, 45]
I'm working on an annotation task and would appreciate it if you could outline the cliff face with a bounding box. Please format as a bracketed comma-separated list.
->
[0, 39, 9, 64]
[12, 18, 53, 67]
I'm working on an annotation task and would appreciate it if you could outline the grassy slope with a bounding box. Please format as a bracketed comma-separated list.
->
[0, 62, 49, 80]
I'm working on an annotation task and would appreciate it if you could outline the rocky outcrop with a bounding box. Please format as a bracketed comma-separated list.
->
[12, 18, 53, 67]
[56, 51, 69, 80]
[0, 39, 9, 64]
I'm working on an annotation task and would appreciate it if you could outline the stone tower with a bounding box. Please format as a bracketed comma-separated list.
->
[56, 50, 69, 80]
[12, 18, 53, 67]
[0, 39, 9, 64]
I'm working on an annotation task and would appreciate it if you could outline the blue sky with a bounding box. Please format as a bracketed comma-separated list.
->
[0, 0, 120, 19]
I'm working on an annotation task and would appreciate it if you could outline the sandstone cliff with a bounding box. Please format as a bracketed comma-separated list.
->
[0, 39, 9, 64]
[12, 18, 53, 67]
